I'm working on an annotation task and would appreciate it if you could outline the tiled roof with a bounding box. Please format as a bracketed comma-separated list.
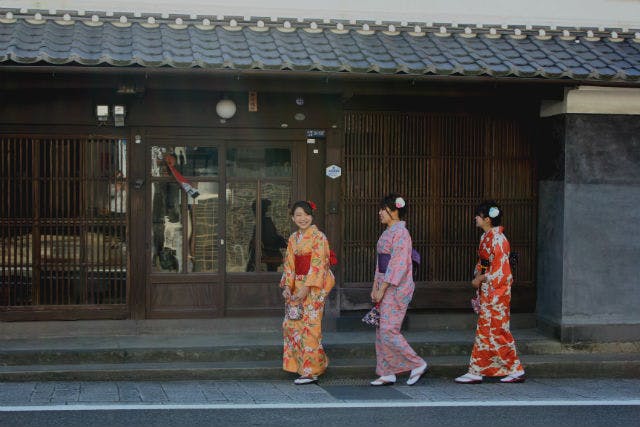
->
[1, 11, 640, 82]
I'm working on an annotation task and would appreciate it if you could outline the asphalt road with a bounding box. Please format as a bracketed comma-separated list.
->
[1, 402, 639, 427]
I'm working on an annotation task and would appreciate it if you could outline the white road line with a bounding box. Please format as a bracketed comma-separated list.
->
[1, 400, 640, 411]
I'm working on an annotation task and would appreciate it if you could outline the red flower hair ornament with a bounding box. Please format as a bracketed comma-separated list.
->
[329, 250, 338, 266]
[307, 200, 317, 211]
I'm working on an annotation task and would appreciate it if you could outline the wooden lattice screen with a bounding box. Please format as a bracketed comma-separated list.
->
[342, 112, 537, 310]
[0, 136, 127, 307]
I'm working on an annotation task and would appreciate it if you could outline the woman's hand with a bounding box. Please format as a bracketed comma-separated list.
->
[370, 287, 377, 303]
[371, 282, 388, 303]
[471, 274, 486, 289]
[371, 288, 383, 303]
[282, 287, 292, 300]
[291, 285, 310, 302]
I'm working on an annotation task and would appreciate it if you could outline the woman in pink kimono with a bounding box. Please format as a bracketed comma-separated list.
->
[454, 201, 525, 384]
[370, 193, 427, 386]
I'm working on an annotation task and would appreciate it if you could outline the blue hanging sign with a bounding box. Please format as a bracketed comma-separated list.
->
[306, 129, 326, 139]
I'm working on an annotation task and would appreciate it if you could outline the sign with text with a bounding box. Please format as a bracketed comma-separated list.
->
[248, 91, 258, 112]
[306, 129, 326, 139]
[326, 164, 342, 179]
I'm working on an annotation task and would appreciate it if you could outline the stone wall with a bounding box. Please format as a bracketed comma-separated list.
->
[538, 113, 640, 342]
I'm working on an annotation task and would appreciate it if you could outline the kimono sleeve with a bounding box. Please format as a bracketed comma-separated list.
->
[474, 260, 482, 277]
[279, 236, 295, 289]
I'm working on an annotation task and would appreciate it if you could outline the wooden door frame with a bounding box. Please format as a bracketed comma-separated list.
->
[221, 138, 306, 316]
[137, 128, 310, 318]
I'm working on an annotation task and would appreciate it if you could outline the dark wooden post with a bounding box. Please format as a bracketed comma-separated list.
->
[128, 130, 147, 319]
[324, 127, 343, 317]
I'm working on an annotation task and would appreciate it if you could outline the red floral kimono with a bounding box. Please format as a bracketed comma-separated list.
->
[469, 226, 524, 377]
[279, 225, 335, 377]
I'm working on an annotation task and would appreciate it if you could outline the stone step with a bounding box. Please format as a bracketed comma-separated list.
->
[0, 329, 559, 366]
[1, 353, 639, 382]
[0, 313, 538, 340]
[335, 312, 537, 331]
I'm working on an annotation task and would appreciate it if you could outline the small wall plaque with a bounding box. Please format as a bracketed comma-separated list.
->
[326, 164, 342, 179]
[248, 91, 258, 112]
[306, 129, 326, 139]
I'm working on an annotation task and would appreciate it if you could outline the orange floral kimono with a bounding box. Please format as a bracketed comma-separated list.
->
[469, 226, 524, 377]
[279, 225, 335, 377]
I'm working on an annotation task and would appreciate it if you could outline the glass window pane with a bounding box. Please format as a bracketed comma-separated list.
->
[182, 147, 218, 177]
[151, 182, 182, 273]
[225, 183, 256, 272]
[188, 182, 219, 272]
[151, 146, 218, 178]
[227, 148, 291, 178]
[151, 146, 171, 178]
[256, 183, 292, 272]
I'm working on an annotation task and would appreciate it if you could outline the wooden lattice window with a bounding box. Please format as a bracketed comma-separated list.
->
[0, 136, 128, 307]
[342, 112, 537, 310]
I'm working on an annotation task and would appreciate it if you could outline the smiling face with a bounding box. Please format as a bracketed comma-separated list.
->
[292, 207, 313, 231]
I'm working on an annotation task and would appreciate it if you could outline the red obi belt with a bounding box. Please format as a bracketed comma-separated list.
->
[294, 254, 312, 275]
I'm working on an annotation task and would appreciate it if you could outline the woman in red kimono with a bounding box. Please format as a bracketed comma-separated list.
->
[455, 201, 525, 384]
[279, 200, 335, 385]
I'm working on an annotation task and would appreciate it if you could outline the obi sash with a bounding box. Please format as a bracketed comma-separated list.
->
[377, 250, 421, 273]
[294, 253, 312, 275]
[377, 253, 391, 273]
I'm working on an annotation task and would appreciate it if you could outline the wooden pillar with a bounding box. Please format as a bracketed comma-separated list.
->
[128, 129, 147, 319]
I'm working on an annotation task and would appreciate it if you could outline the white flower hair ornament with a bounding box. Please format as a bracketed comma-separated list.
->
[488, 207, 500, 218]
[395, 197, 406, 209]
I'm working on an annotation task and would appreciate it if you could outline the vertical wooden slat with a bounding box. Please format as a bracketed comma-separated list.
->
[342, 111, 537, 310]
[0, 135, 128, 309]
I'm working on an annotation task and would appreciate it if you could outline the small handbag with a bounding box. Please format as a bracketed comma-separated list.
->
[471, 259, 489, 314]
[285, 302, 304, 320]
[470, 290, 481, 314]
[362, 303, 380, 327]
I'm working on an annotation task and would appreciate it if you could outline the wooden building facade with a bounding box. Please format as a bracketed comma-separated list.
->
[1, 10, 637, 328]
[0, 70, 544, 321]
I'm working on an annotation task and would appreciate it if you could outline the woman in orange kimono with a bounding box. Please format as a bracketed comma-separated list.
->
[279, 200, 335, 385]
[455, 201, 525, 384]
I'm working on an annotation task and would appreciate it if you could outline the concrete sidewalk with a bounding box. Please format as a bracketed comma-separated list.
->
[0, 378, 639, 408]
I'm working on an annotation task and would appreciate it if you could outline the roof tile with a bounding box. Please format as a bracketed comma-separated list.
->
[0, 20, 638, 82]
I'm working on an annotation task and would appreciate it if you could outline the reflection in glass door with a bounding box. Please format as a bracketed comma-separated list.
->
[150, 146, 220, 274]
[146, 141, 299, 318]
[225, 147, 293, 273]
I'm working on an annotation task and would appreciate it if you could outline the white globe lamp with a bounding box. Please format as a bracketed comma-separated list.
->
[216, 99, 237, 121]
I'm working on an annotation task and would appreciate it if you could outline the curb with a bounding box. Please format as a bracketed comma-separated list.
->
[1, 354, 639, 382]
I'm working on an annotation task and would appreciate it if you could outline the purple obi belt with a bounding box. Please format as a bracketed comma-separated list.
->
[377, 253, 391, 273]
[377, 250, 421, 274]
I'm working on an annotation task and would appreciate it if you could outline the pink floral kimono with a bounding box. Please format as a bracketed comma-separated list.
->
[279, 225, 335, 377]
[374, 221, 425, 376]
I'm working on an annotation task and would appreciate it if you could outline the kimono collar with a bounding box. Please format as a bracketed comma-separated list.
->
[297, 224, 318, 239]
[483, 226, 504, 239]
[388, 221, 406, 232]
